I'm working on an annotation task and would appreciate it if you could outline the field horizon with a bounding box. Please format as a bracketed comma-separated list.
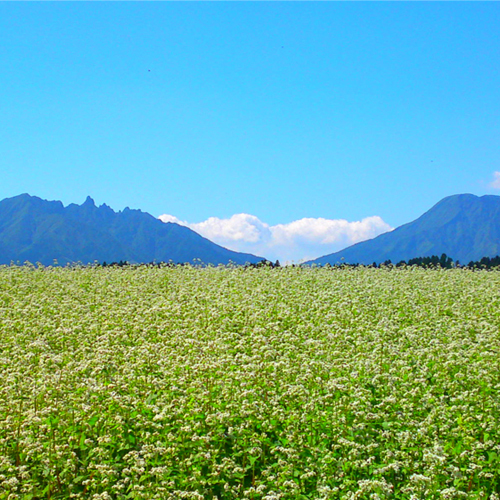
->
[1, 265, 499, 499]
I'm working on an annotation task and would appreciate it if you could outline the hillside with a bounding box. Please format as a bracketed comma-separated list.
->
[308, 194, 500, 265]
[0, 194, 263, 266]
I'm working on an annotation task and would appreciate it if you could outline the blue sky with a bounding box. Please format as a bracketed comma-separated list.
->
[1, 2, 499, 261]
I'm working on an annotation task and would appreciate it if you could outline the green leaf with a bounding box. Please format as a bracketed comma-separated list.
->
[88, 416, 99, 427]
[79, 433, 87, 449]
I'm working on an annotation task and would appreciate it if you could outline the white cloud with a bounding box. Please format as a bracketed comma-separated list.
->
[158, 213, 393, 264]
[191, 214, 272, 244]
[490, 171, 500, 189]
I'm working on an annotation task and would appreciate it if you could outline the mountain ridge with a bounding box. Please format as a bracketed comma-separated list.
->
[0, 194, 263, 266]
[308, 193, 500, 265]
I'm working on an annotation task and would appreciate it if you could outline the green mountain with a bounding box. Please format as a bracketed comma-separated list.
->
[0, 194, 263, 266]
[309, 194, 500, 265]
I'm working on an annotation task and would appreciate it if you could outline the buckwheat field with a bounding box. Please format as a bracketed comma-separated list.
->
[0, 265, 499, 500]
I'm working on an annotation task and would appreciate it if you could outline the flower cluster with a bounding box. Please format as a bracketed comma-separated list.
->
[0, 265, 499, 499]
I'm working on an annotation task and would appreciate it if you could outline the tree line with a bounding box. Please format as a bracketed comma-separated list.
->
[99, 255, 500, 270]
[323, 253, 500, 270]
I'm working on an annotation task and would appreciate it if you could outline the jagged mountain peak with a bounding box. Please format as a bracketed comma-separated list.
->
[83, 195, 96, 207]
[0, 194, 263, 266]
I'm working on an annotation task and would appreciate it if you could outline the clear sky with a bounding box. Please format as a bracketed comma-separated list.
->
[1, 2, 499, 262]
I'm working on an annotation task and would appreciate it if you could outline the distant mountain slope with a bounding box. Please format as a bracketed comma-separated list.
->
[308, 194, 500, 265]
[0, 194, 264, 266]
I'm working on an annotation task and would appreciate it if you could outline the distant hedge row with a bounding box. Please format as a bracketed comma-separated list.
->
[322, 253, 500, 270]
[98, 254, 500, 270]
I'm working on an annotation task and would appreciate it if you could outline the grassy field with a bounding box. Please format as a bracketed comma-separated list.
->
[0, 265, 499, 499]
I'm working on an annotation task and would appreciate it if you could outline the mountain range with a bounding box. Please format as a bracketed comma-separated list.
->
[1, 192, 500, 267]
[309, 194, 500, 265]
[0, 194, 263, 266]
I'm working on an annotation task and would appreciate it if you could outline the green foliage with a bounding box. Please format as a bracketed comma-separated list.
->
[0, 265, 499, 499]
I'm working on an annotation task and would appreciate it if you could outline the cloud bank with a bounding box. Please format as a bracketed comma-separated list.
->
[159, 212, 393, 263]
